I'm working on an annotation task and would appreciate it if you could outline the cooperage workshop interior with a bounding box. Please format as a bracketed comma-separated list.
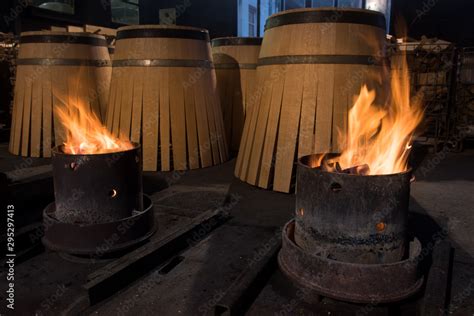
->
[1, 0, 474, 315]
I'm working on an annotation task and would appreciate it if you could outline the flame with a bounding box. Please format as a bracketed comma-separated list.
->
[325, 52, 424, 175]
[56, 101, 133, 155]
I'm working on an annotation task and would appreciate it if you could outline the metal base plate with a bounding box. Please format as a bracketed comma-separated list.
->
[278, 220, 424, 304]
[42, 194, 155, 256]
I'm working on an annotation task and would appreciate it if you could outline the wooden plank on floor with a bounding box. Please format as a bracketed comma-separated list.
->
[84, 209, 229, 306]
[215, 237, 280, 316]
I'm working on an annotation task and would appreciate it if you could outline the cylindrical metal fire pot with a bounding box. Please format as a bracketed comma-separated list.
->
[294, 154, 411, 264]
[52, 144, 143, 224]
[279, 220, 424, 303]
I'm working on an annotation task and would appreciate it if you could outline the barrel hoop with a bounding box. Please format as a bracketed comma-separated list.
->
[258, 55, 383, 66]
[16, 58, 111, 67]
[117, 28, 210, 41]
[112, 59, 213, 68]
[214, 63, 257, 70]
[20, 35, 107, 46]
[212, 37, 262, 47]
[265, 10, 386, 30]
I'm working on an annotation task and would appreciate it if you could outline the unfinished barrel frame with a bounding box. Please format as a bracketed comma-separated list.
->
[212, 37, 262, 153]
[235, 8, 387, 193]
[106, 25, 228, 171]
[9, 31, 112, 157]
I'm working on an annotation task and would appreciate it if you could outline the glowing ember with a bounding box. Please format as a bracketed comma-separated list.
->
[321, 52, 424, 175]
[56, 101, 133, 155]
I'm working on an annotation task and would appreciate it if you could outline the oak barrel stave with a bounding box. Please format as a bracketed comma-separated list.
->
[236, 8, 387, 193]
[212, 37, 262, 153]
[107, 25, 228, 171]
[9, 31, 111, 157]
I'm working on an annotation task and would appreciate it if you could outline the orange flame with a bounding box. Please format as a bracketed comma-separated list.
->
[56, 101, 132, 155]
[329, 52, 423, 175]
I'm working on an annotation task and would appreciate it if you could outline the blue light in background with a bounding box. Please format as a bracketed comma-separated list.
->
[238, 0, 391, 36]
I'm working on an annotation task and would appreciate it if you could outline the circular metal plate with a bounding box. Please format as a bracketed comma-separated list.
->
[278, 220, 424, 304]
[42, 194, 155, 256]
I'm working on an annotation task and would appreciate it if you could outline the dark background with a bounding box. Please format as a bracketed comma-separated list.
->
[139, 0, 238, 38]
[0, 0, 472, 45]
[392, 0, 474, 46]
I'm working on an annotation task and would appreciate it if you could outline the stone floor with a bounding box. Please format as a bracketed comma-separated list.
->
[410, 147, 474, 315]
[1, 143, 473, 315]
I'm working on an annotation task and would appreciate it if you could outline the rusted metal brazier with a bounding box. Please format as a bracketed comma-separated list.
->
[42, 143, 155, 255]
[278, 154, 424, 303]
[279, 220, 423, 303]
[52, 144, 143, 224]
[295, 154, 411, 264]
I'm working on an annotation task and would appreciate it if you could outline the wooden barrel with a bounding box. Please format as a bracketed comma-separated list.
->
[212, 37, 262, 153]
[235, 8, 387, 193]
[9, 31, 111, 157]
[108, 45, 115, 60]
[107, 25, 228, 171]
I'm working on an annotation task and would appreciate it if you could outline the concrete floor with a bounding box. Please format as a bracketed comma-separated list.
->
[90, 147, 474, 315]
[410, 148, 474, 315]
[1, 144, 473, 314]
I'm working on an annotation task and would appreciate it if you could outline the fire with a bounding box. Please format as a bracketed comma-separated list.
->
[56, 101, 133, 155]
[323, 52, 424, 175]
